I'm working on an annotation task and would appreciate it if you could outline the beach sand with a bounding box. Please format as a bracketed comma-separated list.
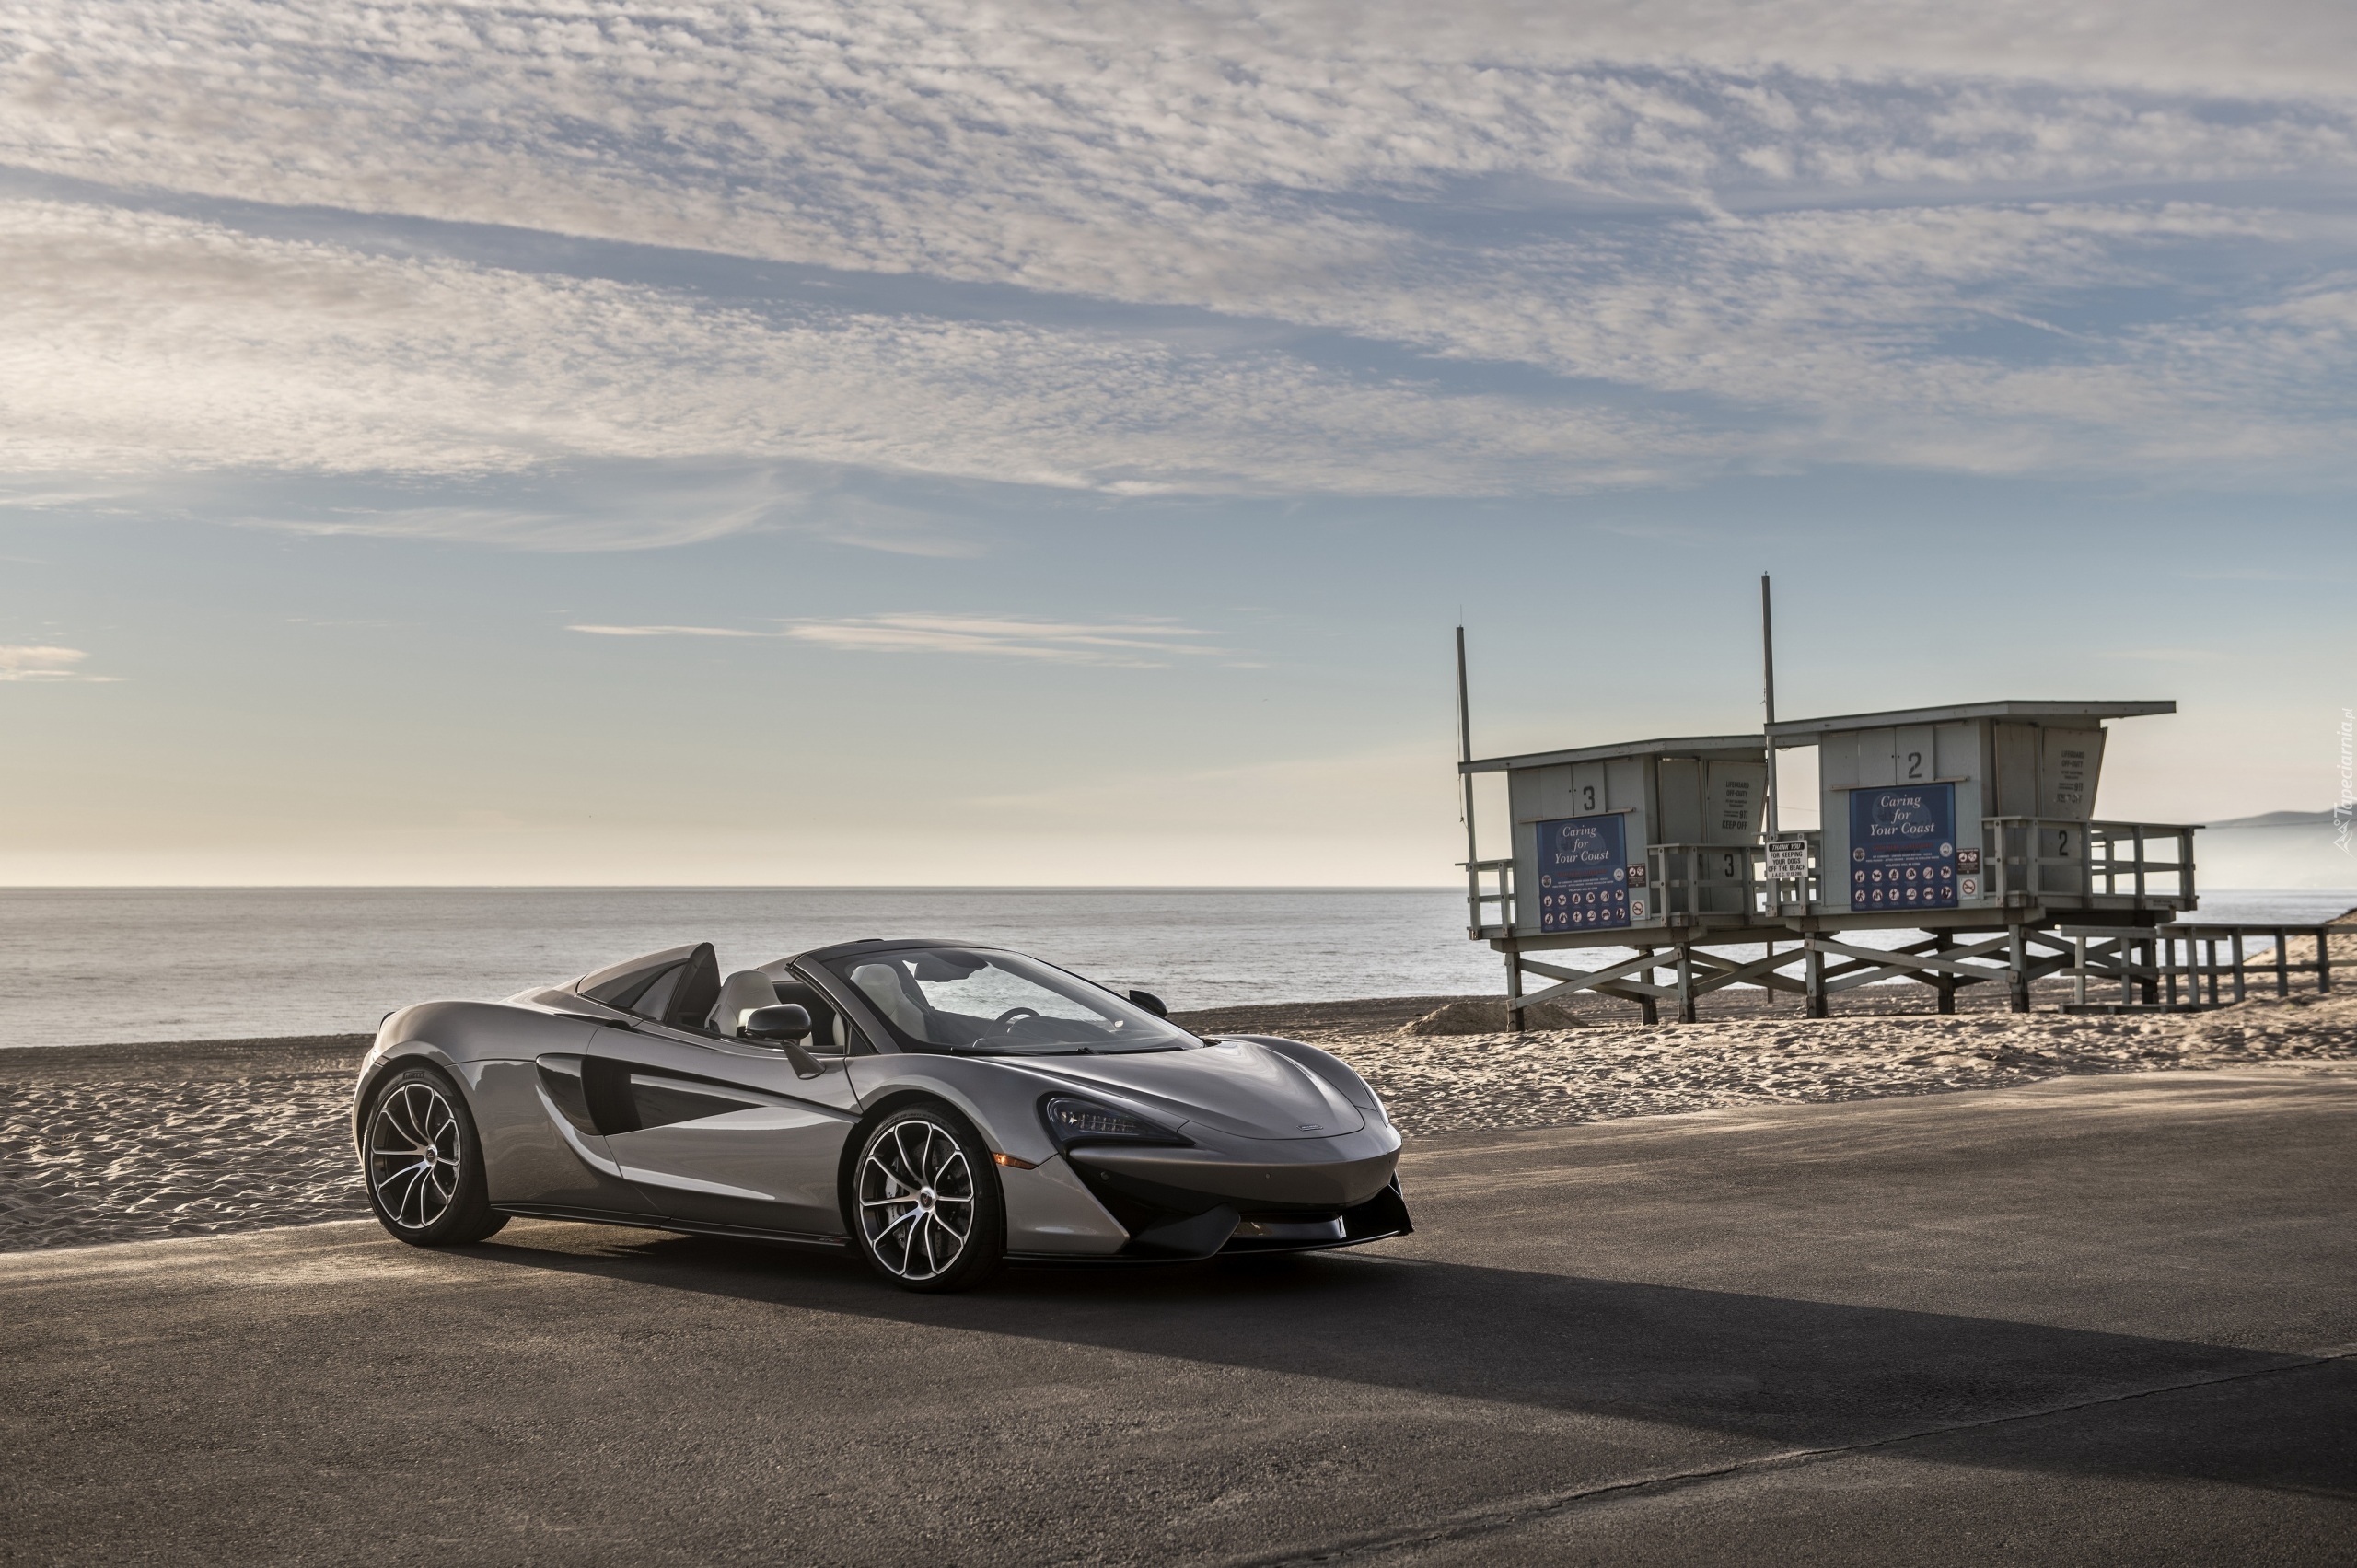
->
[6, 993, 2355, 1252]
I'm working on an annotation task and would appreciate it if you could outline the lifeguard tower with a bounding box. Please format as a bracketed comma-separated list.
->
[1454, 622, 2205, 1021]
[1475, 733, 1767, 933]
[1773, 700, 2185, 921]
[1767, 699, 2197, 1015]
[1460, 733, 1794, 1025]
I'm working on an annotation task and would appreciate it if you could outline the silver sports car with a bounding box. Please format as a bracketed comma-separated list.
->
[354, 938, 1411, 1291]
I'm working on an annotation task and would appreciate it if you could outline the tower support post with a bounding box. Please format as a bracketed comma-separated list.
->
[1504, 939, 1526, 1033]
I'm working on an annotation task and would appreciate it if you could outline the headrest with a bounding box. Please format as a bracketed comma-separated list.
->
[850, 963, 927, 1035]
[709, 970, 781, 1037]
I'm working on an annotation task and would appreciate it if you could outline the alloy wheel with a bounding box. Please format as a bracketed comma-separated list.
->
[857, 1117, 976, 1283]
[368, 1079, 463, 1232]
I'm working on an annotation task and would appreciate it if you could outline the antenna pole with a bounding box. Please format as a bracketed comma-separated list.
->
[1760, 575, 1779, 836]
[1456, 625, 1478, 868]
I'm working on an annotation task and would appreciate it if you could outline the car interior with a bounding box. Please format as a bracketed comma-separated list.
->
[575, 943, 866, 1053]
[829, 948, 1178, 1053]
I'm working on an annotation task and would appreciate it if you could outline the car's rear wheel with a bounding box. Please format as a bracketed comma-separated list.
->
[363, 1065, 507, 1247]
[851, 1104, 1004, 1293]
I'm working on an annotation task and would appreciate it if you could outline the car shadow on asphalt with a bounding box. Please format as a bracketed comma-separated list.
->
[463, 1223, 2355, 1500]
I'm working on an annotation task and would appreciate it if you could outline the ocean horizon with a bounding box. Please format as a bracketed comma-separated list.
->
[2, 885, 2349, 1051]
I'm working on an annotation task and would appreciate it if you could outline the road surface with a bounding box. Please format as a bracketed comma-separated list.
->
[4, 1067, 2351, 1564]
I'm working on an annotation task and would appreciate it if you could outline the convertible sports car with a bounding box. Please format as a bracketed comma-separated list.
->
[354, 938, 1411, 1291]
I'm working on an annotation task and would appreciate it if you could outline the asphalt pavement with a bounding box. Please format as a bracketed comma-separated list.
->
[3, 1066, 2351, 1565]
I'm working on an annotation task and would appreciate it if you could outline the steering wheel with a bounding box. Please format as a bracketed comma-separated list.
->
[993, 1007, 1042, 1027]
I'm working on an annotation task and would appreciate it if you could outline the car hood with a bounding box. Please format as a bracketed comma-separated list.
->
[1012, 1039, 1367, 1141]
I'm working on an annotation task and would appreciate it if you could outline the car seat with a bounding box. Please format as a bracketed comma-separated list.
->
[850, 962, 929, 1039]
[708, 970, 780, 1037]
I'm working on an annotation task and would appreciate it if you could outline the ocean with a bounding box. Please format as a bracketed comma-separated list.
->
[1, 886, 2348, 1051]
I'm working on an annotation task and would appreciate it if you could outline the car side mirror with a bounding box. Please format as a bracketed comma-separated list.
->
[1128, 989, 1168, 1019]
[744, 1004, 812, 1040]
[741, 1004, 824, 1078]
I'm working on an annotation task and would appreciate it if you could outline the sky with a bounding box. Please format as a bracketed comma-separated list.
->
[2, 0, 2353, 887]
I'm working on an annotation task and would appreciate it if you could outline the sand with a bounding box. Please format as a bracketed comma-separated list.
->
[6, 996, 2355, 1252]
[0, 1034, 369, 1253]
[1326, 991, 2357, 1133]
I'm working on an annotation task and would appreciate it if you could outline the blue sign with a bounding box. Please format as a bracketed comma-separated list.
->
[1535, 814, 1631, 932]
[1848, 784, 1958, 912]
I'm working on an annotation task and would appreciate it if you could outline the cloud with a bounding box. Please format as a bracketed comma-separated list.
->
[783, 615, 1225, 663]
[0, 199, 1706, 498]
[571, 614, 1227, 666]
[0, 645, 119, 681]
[9, 191, 2357, 514]
[2, 0, 2355, 532]
[47, 463, 1004, 556]
[6, 3, 2352, 284]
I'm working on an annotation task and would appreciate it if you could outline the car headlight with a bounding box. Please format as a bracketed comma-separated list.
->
[1040, 1094, 1191, 1149]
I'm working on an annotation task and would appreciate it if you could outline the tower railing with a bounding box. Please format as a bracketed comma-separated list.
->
[1468, 818, 2197, 946]
[1460, 857, 1515, 938]
[1983, 818, 2198, 907]
[2058, 922, 2338, 1008]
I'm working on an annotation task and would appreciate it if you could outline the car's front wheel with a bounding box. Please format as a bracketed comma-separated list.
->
[362, 1065, 507, 1247]
[851, 1104, 1004, 1292]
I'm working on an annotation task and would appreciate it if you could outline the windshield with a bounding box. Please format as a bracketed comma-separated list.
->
[819, 947, 1194, 1054]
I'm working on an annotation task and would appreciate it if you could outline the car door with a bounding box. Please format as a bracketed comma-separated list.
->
[575, 1018, 864, 1238]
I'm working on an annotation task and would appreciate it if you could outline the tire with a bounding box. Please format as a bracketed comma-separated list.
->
[362, 1064, 508, 1247]
[849, 1103, 1004, 1293]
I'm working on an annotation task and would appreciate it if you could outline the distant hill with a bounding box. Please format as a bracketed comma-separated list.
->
[2194, 808, 2354, 889]
[2207, 809, 2339, 829]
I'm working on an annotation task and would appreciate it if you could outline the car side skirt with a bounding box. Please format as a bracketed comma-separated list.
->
[1004, 1229, 1410, 1265]
[492, 1202, 849, 1249]
[481, 1200, 1410, 1264]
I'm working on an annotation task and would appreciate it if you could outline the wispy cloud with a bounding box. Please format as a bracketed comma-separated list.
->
[570, 615, 1226, 667]
[2, 0, 2355, 534]
[0, 645, 121, 681]
[0, 200, 1689, 499]
[784, 615, 1224, 664]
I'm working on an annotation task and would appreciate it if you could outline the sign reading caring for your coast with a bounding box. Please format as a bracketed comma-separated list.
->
[1537, 815, 1631, 932]
[1849, 785, 1959, 911]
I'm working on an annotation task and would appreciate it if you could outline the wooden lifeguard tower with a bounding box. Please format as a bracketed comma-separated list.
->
[1452, 610, 2209, 1023]
[1766, 699, 2197, 1015]
[1460, 733, 1776, 1022]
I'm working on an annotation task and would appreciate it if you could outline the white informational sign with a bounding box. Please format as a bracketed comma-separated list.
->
[1764, 838, 1810, 879]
